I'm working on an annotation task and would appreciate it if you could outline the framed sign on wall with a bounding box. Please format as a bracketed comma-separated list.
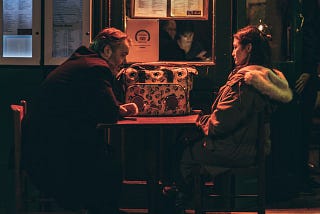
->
[125, 18, 159, 63]
[44, 0, 92, 65]
[0, 0, 41, 65]
[131, 0, 208, 20]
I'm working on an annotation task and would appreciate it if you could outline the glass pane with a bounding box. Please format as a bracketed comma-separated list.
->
[246, 0, 293, 61]
[52, 0, 84, 58]
[159, 19, 212, 62]
[125, 0, 214, 63]
[2, 0, 33, 58]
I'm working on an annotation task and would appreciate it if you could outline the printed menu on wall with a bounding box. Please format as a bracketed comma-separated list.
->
[2, 0, 33, 57]
[170, 0, 204, 17]
[133, 0, 167, 17]
[131, 0, 207, 19]
[44, 0, 91, 65]
[52, 0, 83, 58]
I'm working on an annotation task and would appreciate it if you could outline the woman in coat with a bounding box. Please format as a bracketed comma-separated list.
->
[167, 25, 293, 214]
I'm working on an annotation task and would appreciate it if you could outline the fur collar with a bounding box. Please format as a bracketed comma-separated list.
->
[239, 65, 293, 103]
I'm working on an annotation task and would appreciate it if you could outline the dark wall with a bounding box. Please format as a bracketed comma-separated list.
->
[0, 67, 44, 212]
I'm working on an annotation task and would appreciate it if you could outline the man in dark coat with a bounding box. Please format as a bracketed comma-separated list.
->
[21, 27, 138, 214]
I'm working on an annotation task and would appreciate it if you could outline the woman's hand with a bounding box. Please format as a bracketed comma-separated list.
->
[196, 51, 207, 60]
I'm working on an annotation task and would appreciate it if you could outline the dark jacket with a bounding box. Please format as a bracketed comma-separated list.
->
[160, 39, 206, 61]
[197, 66, 293, 167]
[21, 46, 123, 209]
[302, 0, 320, 75]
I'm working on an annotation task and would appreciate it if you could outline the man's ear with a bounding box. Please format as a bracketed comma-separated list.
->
[103, 45, 112, 59]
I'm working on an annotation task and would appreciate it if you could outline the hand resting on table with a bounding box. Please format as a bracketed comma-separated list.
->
[120, 103, 139, 117]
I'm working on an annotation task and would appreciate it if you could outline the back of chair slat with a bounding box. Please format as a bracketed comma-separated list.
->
[11, 103, 26, 214]
[11, 100, 87, 214]
[257, 110, 266, 214]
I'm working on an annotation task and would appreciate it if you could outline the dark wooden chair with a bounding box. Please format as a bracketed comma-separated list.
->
[11, 100, 87, 214]
[192, 111, 266, 214]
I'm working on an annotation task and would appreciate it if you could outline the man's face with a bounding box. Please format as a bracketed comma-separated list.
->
[165, 20, 176, 39]
[107, 39, 130, 71]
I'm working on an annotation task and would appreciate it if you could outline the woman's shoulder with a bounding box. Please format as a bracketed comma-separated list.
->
[239, 65, 293, 103]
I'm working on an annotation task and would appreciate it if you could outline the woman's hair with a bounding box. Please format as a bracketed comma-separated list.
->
[176, 21, 195, 38]
[233, 25, 271, 67]
[89, 27, 130, 53]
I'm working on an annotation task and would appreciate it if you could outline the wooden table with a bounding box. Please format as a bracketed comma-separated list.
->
[96, 111, 201, 214]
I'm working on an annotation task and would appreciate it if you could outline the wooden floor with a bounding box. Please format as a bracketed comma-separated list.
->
[120, 208, 320, 214]
[122, 208, 320, 214]
[120, 177, 320, 214]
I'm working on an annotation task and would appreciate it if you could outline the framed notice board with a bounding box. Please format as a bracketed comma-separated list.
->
[44, 0, 92, 65]
[131, 0, 208, 20]
[0, 0, 41, 65]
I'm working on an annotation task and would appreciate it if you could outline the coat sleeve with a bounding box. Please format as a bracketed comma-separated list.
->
[84, 66, 121, 124]
[200, 82, 260, 138]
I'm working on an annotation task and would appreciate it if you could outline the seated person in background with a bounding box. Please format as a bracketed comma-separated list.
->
[21, 27, 138, 214]
[159, 20, 177, 59]
[160, 20, 207, 61]
[160, 20, 177, 42]
[165, 25, 293, 213]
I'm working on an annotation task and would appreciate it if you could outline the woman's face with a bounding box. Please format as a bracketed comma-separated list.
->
[179, 32, 194, 45]
[232, 38, 251, 66]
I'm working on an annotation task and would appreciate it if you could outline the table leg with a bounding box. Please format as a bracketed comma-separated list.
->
[146, 128, 163, 214]
[121, 128, 126, 180]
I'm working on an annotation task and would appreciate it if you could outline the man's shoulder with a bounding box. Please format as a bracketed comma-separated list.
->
[73, 49, 110, 71]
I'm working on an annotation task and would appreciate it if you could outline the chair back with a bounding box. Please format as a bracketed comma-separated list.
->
[256, 110, 266, 214]
[193, 110, 267, 214]
[11, 100, 88, 214]
[11, 101, 27, 214]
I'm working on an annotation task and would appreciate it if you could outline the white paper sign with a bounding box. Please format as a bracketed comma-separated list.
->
[171, 0, 204, 17]
[126, 19, 159, 63]
[134, 0, 167, 17]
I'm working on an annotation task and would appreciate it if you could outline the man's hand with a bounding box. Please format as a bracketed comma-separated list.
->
[295, 73, 311, 94]
[119, 103, 139, 117]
